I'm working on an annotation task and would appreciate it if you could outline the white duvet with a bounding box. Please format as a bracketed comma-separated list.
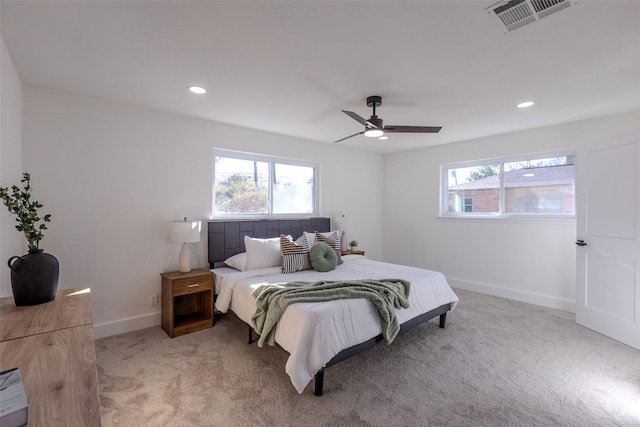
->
[213, 255, 459, 393]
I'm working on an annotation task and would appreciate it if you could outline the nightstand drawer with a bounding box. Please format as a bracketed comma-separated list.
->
[171, 276, 212, 296]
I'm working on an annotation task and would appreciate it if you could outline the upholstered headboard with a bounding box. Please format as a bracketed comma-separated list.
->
[208, 217, 331, 268]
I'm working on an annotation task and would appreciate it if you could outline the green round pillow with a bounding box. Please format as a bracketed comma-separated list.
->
[309, 242, 338, 272]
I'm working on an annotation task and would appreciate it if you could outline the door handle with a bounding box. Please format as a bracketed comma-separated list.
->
[575, 240, 587, 246]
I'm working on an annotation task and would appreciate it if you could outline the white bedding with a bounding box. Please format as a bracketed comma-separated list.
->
[212, 255, 459, 393]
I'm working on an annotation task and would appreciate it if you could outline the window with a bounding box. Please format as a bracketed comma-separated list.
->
[463, 197, 474, 213]
[442, 152, 575, 218]
[213, 150, 317, 217]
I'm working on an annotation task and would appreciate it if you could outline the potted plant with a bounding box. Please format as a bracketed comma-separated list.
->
[0, 172, 59, 306]
[349, 240, 358, 251]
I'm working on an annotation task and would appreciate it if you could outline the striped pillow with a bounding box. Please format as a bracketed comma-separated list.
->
[280, 234, 312, 273]
[315, 231, 343, 265]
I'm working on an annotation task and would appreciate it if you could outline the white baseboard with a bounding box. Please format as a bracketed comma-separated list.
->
[93, 311, 161, 340]
[92, 280, 575, 339]
[447, 277, 576, 313]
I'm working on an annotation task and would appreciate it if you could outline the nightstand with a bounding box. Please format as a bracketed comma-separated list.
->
[161, 268, 214, 338]
[341, 249, 365, 256]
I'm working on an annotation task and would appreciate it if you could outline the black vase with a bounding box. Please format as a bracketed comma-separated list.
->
[8, 250, 59, 306]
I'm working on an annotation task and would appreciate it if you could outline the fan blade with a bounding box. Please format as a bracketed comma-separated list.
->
[342, 110, 378, 129]
[383, 125, 442, 133]
[334, 131, 364, 143]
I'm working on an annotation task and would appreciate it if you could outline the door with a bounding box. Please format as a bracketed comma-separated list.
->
[576, 130, 640, 350]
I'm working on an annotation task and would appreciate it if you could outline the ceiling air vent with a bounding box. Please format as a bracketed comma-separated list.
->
[487, 0, 578, 32]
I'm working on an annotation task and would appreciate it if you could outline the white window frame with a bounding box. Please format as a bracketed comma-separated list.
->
[212, 149, 318, 218]
[440, 149, 576, 219]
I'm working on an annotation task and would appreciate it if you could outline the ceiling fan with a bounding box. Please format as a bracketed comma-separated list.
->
[334, 95, 442, 143]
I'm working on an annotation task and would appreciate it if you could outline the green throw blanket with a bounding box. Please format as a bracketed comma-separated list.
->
[250, 279, 410, 348]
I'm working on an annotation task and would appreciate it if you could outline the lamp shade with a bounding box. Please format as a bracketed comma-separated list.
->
[170, 220, 201, 243]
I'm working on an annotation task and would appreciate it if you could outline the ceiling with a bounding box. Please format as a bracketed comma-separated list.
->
[2, 1, 640, 154]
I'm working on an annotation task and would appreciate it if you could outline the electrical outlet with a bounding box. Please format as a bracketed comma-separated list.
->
[150, 294, 158, 306]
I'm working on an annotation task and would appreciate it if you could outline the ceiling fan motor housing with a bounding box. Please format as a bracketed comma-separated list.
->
[368, 116, 383, 129]
[366, 95, 382, 108]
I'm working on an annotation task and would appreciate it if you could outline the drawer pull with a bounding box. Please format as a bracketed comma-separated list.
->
[188, 283, 200, 288]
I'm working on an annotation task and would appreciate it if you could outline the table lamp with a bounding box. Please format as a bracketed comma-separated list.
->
[170, 218, 201, 272]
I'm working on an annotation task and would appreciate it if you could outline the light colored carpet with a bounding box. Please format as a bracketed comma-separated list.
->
[95, 289, 640, 426]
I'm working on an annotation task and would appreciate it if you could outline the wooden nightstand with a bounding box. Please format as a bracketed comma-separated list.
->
[161, 268, 214, 338]
[341, 249, 365, 256]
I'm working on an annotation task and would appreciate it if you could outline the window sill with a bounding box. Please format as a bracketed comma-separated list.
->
[211, 214, 317, 220]
[435, 214, 576, 225]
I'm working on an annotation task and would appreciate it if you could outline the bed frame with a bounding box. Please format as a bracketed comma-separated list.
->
[208, 218, 451, 396]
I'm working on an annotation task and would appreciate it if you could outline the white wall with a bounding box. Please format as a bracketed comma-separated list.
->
[383, 111, 640, 312]
[14, 72, 640, 336]
[0, 37, 25, 297]
[22, 84, 384, 338]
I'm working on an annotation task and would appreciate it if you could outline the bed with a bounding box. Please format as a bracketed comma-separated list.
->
[208, 218, 459, 395]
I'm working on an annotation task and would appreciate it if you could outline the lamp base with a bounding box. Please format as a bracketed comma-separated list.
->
[178, 243, 191, 273]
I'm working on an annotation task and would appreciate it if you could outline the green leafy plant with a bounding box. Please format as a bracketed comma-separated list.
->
[349, 240, 358, 249]
[0, 172, 51, 252]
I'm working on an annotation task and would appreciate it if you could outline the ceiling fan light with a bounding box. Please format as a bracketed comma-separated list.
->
[188, 86, 207, 94]
[364, 129, 384, 138]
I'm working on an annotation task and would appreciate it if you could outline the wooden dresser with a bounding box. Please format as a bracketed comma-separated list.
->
[0, 288, 101, 426]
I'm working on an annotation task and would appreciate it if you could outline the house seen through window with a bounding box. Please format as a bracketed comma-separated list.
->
[443, 153, 575, 217]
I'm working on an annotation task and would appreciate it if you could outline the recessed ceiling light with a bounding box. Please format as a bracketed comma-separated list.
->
[378, 136, 388, 140]
[517, 101, 534, 108]
[188, 86, 207, 95]
[523, 173, 535, 177]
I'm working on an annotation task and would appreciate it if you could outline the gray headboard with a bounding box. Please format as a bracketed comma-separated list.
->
[208, 217, 331, 268]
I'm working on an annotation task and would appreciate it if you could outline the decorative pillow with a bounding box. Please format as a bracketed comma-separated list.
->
[244, 235, 283, 270]
[309, 242, 338, 272]
[224, 252, 248, 271]
[306, 230, 341, 246]
[315, 231, 343, 265]
[280, 234, 312, 274]
[303, 230, 339, 249]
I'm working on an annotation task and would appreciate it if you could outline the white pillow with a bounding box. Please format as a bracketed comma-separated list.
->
[244, 235, 284, 270]
[224, 252, 248, 271]
[304, 231, 317, 247]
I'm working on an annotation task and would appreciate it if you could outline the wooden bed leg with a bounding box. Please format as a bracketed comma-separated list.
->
[248, 327, 253, 344]
[439, 313, 447, 328]
[314, 370, 324, 396]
